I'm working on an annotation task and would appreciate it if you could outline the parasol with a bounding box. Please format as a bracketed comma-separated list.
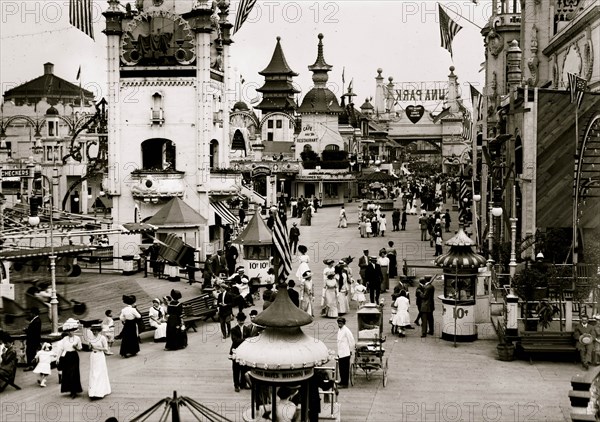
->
[358, 172, 398, 182]
[131, 391, 235, 422]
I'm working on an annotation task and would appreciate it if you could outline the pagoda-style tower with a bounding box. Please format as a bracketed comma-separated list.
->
[295, 34, 344, 159]
[255, 36, 299, 113]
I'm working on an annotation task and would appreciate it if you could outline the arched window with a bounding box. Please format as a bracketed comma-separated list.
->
[303, 144, 313, 153]
[324, 144, 339, 151]
[141, 138, 176, 170]
[210, 139, 219, 169]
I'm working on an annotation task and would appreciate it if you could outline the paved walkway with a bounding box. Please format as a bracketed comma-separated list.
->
[2, 201, 577, 421]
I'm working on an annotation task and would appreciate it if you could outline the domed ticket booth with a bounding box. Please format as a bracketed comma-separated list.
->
[233, 212, 273, 282]
[434, 226, 487, 342]
[235, 286, 332, 421]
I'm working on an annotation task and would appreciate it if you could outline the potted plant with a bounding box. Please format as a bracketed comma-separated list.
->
[512, 264, 549, 331]
[496, 327, 515, 361]
[535, 300, 559, 332]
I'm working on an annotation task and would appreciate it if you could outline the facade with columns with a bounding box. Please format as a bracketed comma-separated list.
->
[479, 0, 600, 263]
[103, 0, 235, 261]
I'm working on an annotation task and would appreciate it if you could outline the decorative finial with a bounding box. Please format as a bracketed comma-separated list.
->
[388, 76, 393, 82]
[449, 65, 455, 72]
[377, 68, 383, 75]
[276, 36, 281, 41]
[318, 33, 323, 40]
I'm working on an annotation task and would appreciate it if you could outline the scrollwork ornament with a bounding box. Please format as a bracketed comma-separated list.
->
[584, 39, 594, 82]
[486, 21, 504, 58]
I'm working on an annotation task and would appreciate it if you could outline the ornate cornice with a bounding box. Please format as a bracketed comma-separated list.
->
[120, 79, 196, 87]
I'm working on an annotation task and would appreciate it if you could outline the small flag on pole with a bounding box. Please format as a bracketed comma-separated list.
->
[272, 212, 292, 283]
[70, 0, 94, 40]
[567, 72, 587, 109]
[459, 175, 471, 224]
[76, 66, 81, 81]
[462, 110, 472, 141]
[432, 106, 451, 124]
[233, 0, 257, 34]
[342, 66, 345, 86]
[438, 4, 462, 58]
[469, 84, 483, 122]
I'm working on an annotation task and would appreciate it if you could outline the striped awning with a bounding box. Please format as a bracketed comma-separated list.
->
[210, 201, 239, 226]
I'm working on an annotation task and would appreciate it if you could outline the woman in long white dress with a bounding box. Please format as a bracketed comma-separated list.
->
[87, 325, 111, 399]
[321, 271, 339, 318]
[335, 264, 350, 315]
[299, 271, 314, 316]
[391, 291, 411, 337]
[149, 299, 167, 342]
[296, 249, 310, 283]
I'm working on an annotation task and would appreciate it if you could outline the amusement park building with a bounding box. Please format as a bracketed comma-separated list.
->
[103, 0, 240, 262]
[478, 0, 600, 262]
[0, 63, 103, 216]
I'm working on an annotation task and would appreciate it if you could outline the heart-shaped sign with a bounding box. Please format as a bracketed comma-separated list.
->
[405, 105, 425, 124]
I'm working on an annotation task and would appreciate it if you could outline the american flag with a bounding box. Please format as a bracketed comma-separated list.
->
[233, 0, 257, 34]
[470, 84, 483, 122]
[459, 176, 471, 225]
[272, 211, 292, 283]
[438, 4, 462, 58]
[567, 73, 587, 109]
[70, 0, 94, 40]
[462, 110, 472, 141]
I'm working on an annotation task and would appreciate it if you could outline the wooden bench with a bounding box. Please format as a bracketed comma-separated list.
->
[517, 331, 577, 363]
[0, 374, 20, 391]
[182, 293, 218, 332]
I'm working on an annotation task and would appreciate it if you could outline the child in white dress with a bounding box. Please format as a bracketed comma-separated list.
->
[33, 343, 55, 387]
[352, 279, 367, 308]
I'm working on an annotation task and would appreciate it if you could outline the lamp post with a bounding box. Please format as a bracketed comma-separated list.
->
[508, 184, 518, 287]
[28, 166, 60, 335]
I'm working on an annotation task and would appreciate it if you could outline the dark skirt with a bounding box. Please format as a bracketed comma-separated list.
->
[60, 351, 83, 394]
[119, 319, 140, 357]
[165, 315, 188, 350]
[388, 254, 398, 278]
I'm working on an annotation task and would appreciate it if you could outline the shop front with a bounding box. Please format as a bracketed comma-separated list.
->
[294, 171, 356, 207]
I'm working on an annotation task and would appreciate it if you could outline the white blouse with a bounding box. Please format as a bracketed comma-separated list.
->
[119, 305, 141, 322]
[58, 335, 82, 353]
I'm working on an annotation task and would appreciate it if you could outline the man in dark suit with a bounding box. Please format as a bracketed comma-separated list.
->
[288, 280, 300, 308]
[225, 241, 239, 276]
[420, 277, 436, 338]
[414, 279, 425, 326]
[216, 284, 233, 339]
[358, 250, 369, 284]
[24, 307, 41, 371]
[289, 223, 300, 254]
[230, 312, 252, 392]
[214, 250, 228, 278]
[365, 256, 383, 304]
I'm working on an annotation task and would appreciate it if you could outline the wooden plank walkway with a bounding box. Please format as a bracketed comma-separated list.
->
[1, 204, 575, 421]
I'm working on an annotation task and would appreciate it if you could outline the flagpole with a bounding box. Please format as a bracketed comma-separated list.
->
[573, 104, 579, 266]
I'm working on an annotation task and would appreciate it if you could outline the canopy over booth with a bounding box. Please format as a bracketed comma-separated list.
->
[232, 213, 273, 280]
[235, 286, 330, 421]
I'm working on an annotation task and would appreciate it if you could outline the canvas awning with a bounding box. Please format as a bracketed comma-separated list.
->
[120, 223, 158, 234]
[210, 201, 239, 226]
[0, 245, 96, 260]
[91, 196, 113, 209]
[232, 212, 272, 245]
[146, 197, 207, 228]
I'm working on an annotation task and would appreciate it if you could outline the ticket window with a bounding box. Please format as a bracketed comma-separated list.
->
[444, 275, 476, 301]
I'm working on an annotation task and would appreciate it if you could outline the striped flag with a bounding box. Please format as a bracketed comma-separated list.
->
[233, 0, 257, 34]
[459, 176, 471, 224]
[470, 84, 483, 122]
[567, 72, 587, 109]
[462, 110, 472, 141]
[432, 106, 451, 123]
[70, 0, 94, 40]
[438, 4, 462, 58]
[272, 211, 292, 283]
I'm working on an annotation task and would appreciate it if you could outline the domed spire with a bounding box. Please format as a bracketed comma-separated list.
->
[253, 283, 313, 328]
[308, 33, 333, 87]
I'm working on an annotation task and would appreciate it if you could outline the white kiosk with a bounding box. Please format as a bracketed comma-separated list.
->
[232, 213, 273, 282]
[434, 226, 487, 342]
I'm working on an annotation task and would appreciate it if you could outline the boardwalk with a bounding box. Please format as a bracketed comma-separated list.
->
[2, 202, 575, 421]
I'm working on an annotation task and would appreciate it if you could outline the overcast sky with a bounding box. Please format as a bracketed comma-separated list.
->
[1, 0, 490, 112]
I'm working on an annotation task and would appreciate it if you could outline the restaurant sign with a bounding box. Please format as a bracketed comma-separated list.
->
[296, 124, 318, 144]
[251, 165, 272, 178]
[251, 367, 314, 382]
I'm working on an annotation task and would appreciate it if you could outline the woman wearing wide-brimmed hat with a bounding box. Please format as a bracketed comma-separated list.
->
[165, 289, 187, 351]
[87, 324, 111, 399]
[119, 295, 141, 358]
[56, 318, 83, 398]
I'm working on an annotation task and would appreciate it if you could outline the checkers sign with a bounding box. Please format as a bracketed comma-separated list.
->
[1, 169, 30, 178]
